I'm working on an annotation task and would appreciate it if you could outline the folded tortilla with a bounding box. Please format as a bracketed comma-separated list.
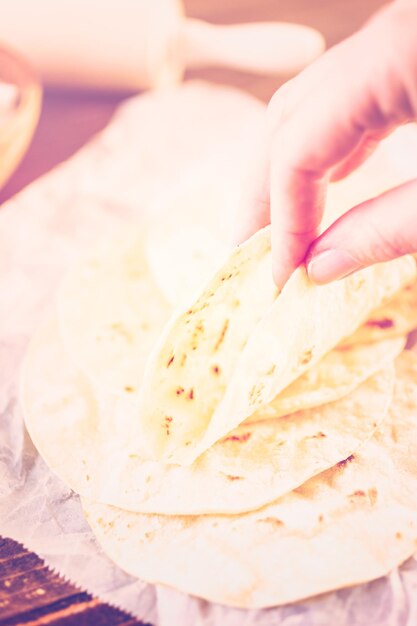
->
[136, 226, 415, 464]
[145, 219, 417, 347]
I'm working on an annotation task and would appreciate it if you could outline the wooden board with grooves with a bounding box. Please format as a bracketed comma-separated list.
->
[0, 536, 147, 625]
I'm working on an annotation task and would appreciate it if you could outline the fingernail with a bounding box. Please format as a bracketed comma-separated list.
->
[307, 249, 360, 284]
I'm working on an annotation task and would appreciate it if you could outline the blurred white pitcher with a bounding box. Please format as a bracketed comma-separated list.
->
[0, 0, 325, 91]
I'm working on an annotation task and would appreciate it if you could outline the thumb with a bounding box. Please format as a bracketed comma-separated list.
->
[307, 178, 417, 284]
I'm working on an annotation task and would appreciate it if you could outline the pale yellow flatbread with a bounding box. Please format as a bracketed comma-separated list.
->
[136, 226, 415, 464]
[20, 317, 395, 515]
[247, 336, 404, 422]
[83, 352, 417, 609]
[57, 229, 172, 397]
[145, 224, 230, 308]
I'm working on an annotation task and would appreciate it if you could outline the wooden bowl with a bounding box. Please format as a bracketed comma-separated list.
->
[0, 44, 42, 190]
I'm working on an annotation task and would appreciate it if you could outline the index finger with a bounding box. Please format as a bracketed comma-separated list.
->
[270, 8, 412, 288]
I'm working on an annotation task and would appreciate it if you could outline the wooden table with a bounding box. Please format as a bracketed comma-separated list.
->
[0, 1, 386, 624]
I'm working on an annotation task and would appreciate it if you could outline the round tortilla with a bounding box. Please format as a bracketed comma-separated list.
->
[82, 351, 417, 609]
[20, 317, 395, 515]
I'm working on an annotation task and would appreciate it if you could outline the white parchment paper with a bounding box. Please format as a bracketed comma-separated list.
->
[1, 81, 417, 626]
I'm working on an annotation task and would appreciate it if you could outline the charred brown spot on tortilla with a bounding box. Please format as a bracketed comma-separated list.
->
[110, 322, 133, 343]
[227, 475, 244, 481]
[396, 532, 403, 540]
[86, 474, 90, 481]
[318, 514, 324, 523]
[164, 416, 173, 436]
[166, 355, 175, 368]
[337, 454, 354, 468]
[349, 490, 366, 498]
[211, 365, 221, 376]
[188, 301, 210, 319]
[190, 321, 205, 350]
[365, 318, 394, 329]
[249, 382, 265, 406]
[306, 431, 327, 439]
[187, 388, 195, 400]
[265, 364, 276, 376]
[124, 385, 135, 393]
[368, 487, 378, 505]
[258, 517, 284, 527]
[299, 348, 313, 366]
[175, 387, 184, 396]
[223, 432, 251, 443]
[391, 424, 399, 442]
[213, 319, 229, 352]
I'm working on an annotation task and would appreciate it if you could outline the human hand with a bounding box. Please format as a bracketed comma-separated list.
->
[242, 1, 417, 288]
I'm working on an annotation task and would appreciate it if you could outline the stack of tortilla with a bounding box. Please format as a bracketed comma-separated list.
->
[19, 214, 417, 609]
